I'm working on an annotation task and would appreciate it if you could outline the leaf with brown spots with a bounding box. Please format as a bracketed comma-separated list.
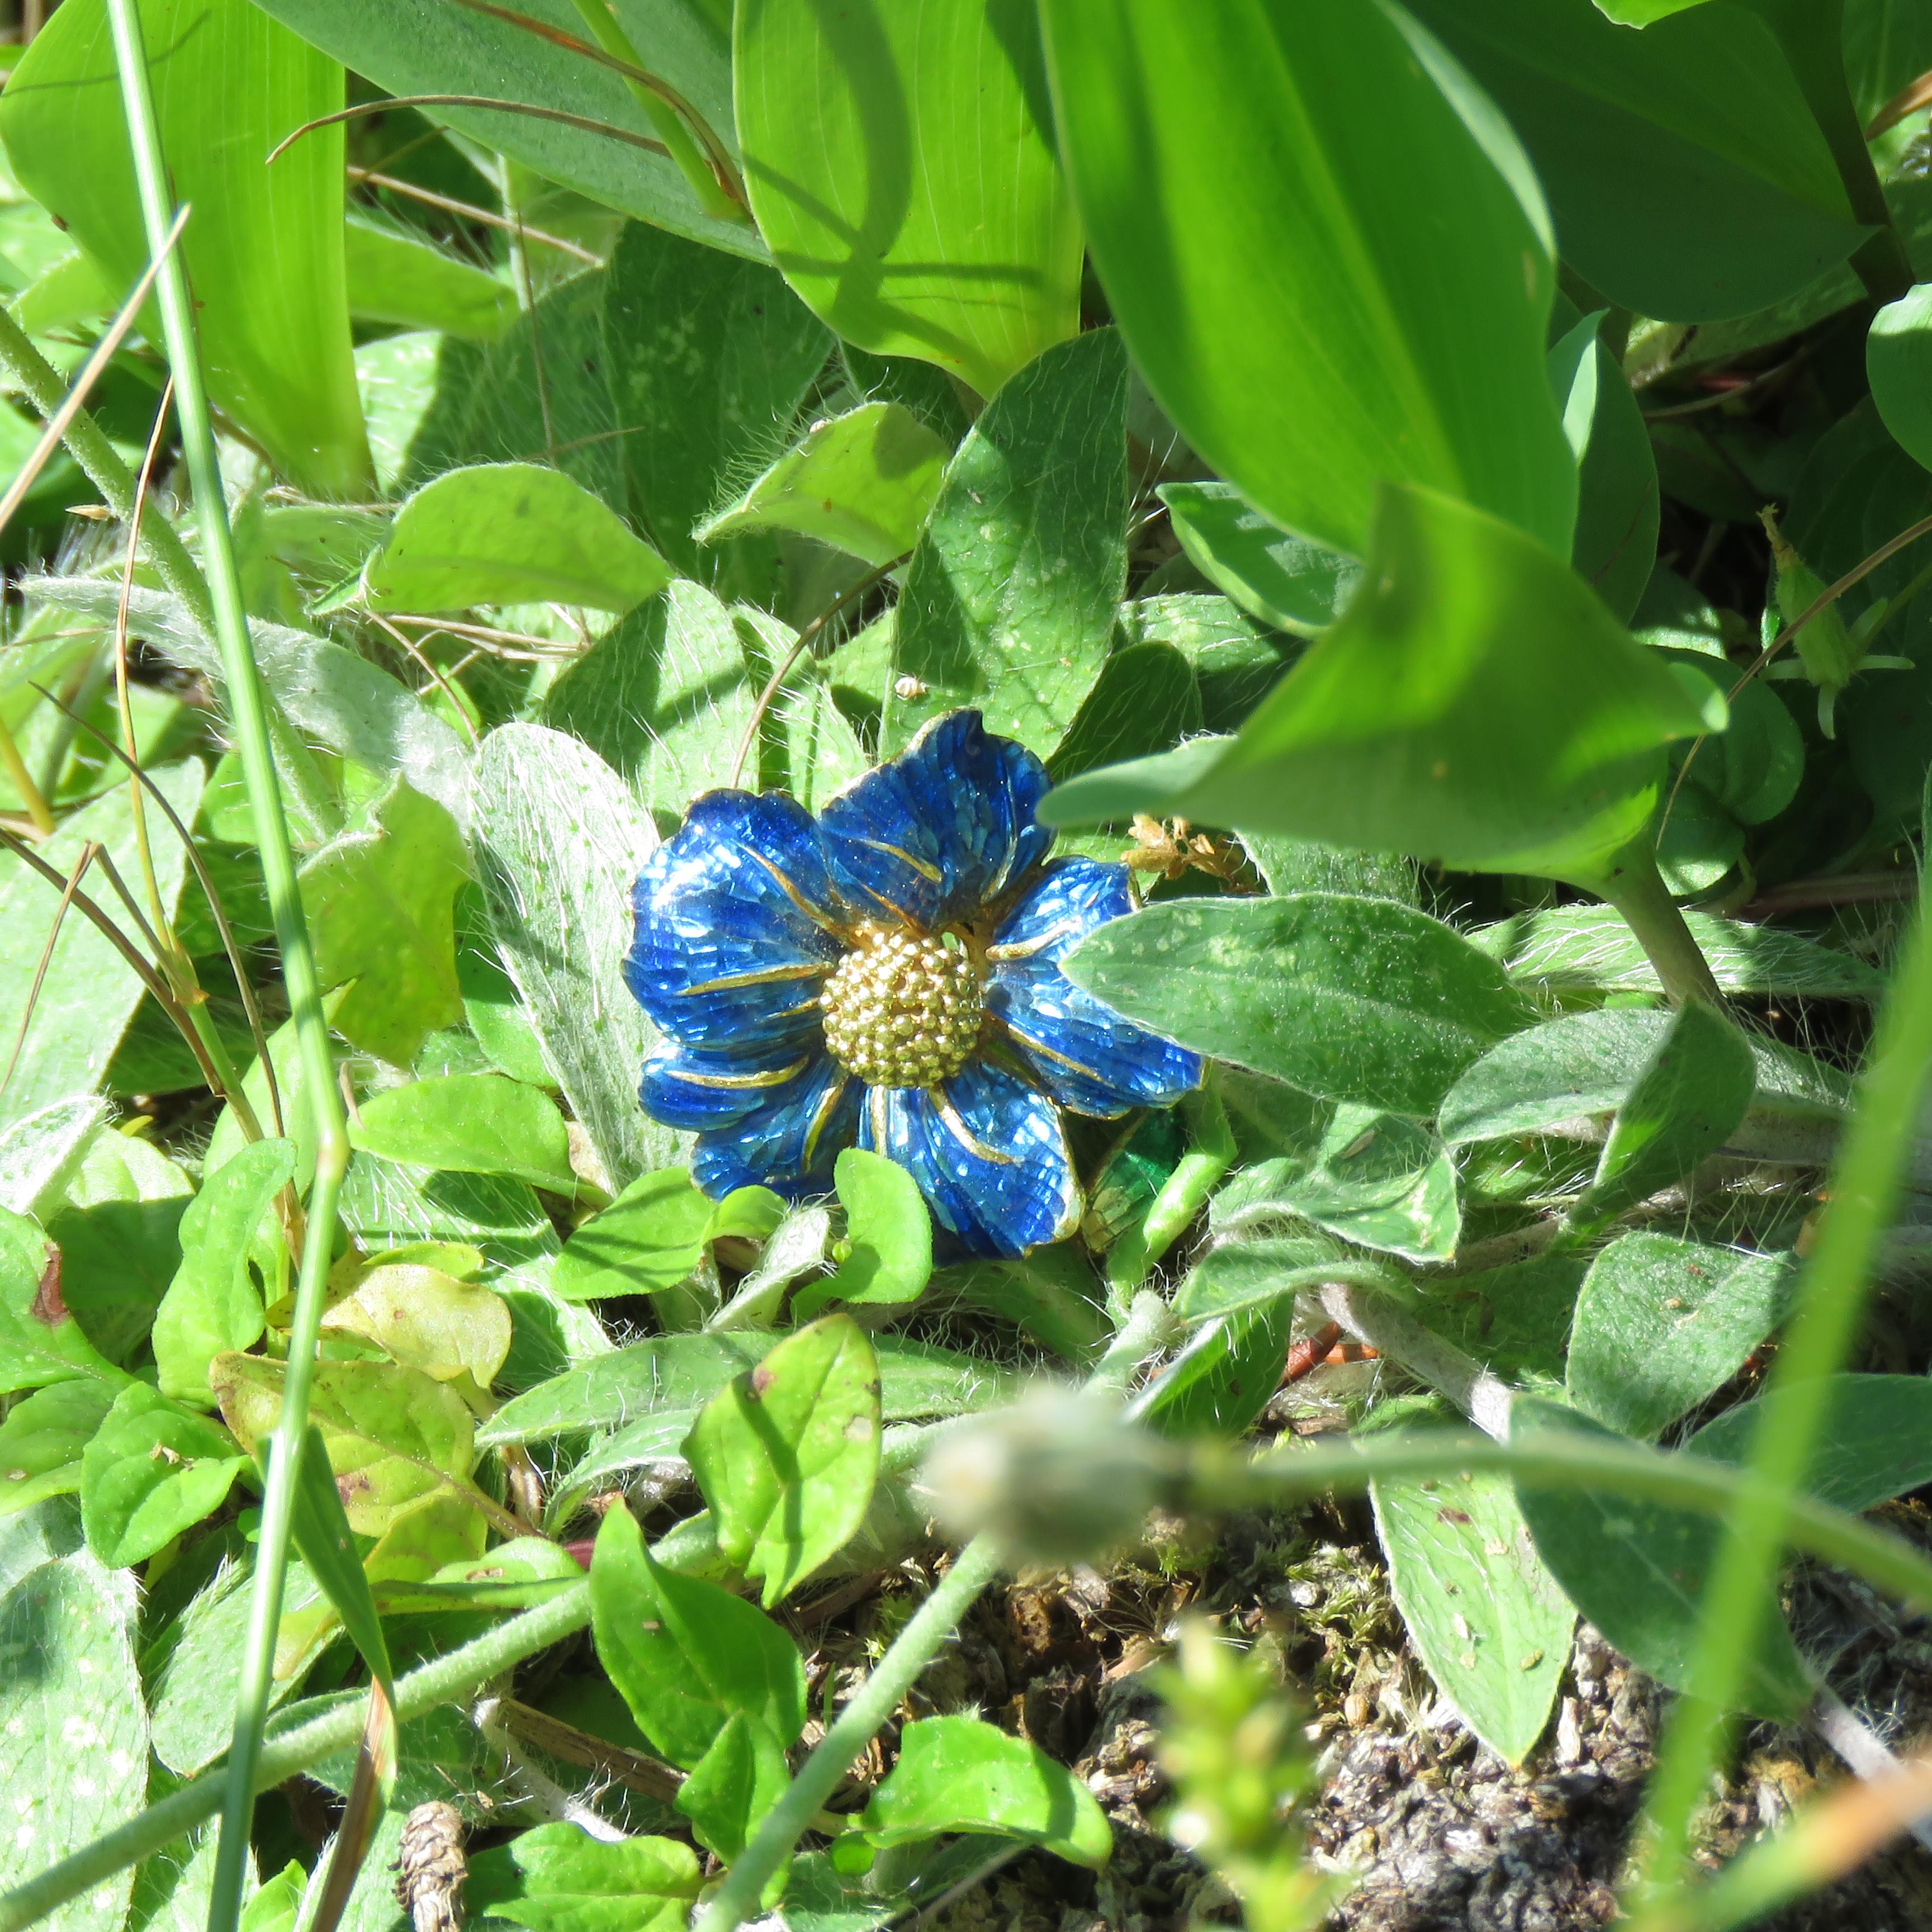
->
[0, 1202, 126, 1394]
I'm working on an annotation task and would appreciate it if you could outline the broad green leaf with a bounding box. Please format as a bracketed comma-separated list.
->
[466, 1824, 701, 1932]
[1043, 485, 1716, 879]
[1157, 482, 1361, 637]
[0, 1380, 115, 1516]
[363, 464, 669, 615]
[600, 220, 831, 583]
[551, 1164, 711, 1316]
[1549, 309, 1659, 623]
[674, 1711, 790, 1865]
[1212, 1106, 1462, 1265]
[1513, 1398, 1812, 1718]
[150, 1138, 295, 1408]
[469, 724, 674, 1190]
[695, 401, 948, 567]
[543, 579, 753, 814]
[685, 1315, 882, 1604]
[737, 0, 1081, 396]
[1868, 283, 1932, 472]
[1659, 659, 1803, 830]
[79, 1383, 247, 1568]
[1045, 643, 1202, 785]
[1403, 0, 1867, 323]
[1171, 1235, 1350, 1328]
[320, 1265, 513, 1397]
[240, 1863, 304, 1932]
[0, 760, 205, 1132]
[1042, 0, 1574, 559]
[589, 1502, 807, 1766]
[939, 1249, 1109, 1361]
[794, 1149, 932, 1315]
[0, 1097, 105, 1221]
[1139, 1295, 1298, 1440]
[481, 1330, 995, 1445]
[301, 779, 468, 1068]
[212, 1353, 476, 1536]
[343, 214, 517, 341]
[1565, 1000, 1756, 1238]
[1474, 905, 1884, 1001]
[887, 329, 1129, 752]
[0, 1204, 125, 1393]
[0, 0, 371, 495]
[349, 1076, 575, 1196]
[1437, 1008, 1849, 1147]
[0, 1552, 148, 1931]
[248, 0, 753, 259]
[744, 609, 870, 811]
[1371, 1465, 1572, 1765]
[1413, 1254, 1589, 1385]
[1062, 893, 1535, 1117]
[454, 888, 555, 1090]
[859, 1715, 1112, 1868]
[1689, 1375, 1932, 1512]
[1568, 1235, 1794, 1439]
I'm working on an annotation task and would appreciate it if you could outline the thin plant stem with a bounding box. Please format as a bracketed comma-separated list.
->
[101, 10, 351, 1931]
[347, 165, 602, 264]
[693, 1293, 1174, 1932]
[267, 96, 670, 166]
[1624, 863, 1932, 1917]
[0, 840, 100, 1102]
[1566, 838, 1723, 1008]
[0, 714, 54, 837]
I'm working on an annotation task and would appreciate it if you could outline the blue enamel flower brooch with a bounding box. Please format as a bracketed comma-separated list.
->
[626, 710, 1202, 1257]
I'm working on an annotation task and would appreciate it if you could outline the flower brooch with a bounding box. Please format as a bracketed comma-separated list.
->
[626, 711, 1202, 1257]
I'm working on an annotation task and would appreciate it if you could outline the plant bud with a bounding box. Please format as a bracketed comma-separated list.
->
[920, 1388, 1180, 1564]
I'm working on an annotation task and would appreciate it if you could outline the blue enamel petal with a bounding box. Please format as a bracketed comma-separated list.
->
[860, 1059, 1079, 1258]
[639, 1037, 825, 1133]
[819, 711, 1053, 930]
[987, 859, 1204, 1116]
[628, 790, 844, 1052]
[692, 1052, 860, 1201]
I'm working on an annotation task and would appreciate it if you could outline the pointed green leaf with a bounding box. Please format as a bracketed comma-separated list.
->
[1157, 482, 1361, 637]
[349, 1076, 574, 1196]
[674, 1711, 791, 1865]
[466, 1824, 700, 1932]
[685, 1315, 883, 1604]
[794, 1149, 932, 1316]
[79, 1382, 248, 1566]
[0, 1380, 114, 1514]
[288, 1423, 395, 1698]
[1689, 1375, 1932, 1513]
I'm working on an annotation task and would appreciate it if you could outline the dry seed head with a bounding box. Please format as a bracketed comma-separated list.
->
[820, 924, 983, 1088]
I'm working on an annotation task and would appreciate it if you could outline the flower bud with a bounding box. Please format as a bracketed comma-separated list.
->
[920, 1388, 1181, 1565]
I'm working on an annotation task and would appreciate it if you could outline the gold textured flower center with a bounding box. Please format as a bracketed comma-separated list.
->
[820, 925, 984, 1089]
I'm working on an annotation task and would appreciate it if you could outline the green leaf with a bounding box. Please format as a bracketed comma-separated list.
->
[239, 1862, 305, 1932]
[79, 1382, 248, 1567]
[1139, 1295, 1299, 1439]
[288, 1424, 395, 1696]
[794, 1149, 932, 1316]
[320, 1263, 513, 1397]
[589, 1502, 807, 1767]
[1045, 643, 1202, 785]
[301, 779, 468, 1068]
[212, 1354, 476, 1536]
[0, 1379, 116, 1515]
[469, 724, 674, 1191]
[1513, 1397, 1813, 1719]
[938, 1248, 1109, 1361]
[1212, 1107, 1462, 1265]
[1688, 1374, 1932, 1513]
[0, 1205, 126, 1393]
[0, 761, 205, 1132]
[600, 219, 831, 582]
[1156, 482, 1361, 637]
[1042, 0, 1574, 559]
[1043, 484, 1716, 879]
[1062, 893, 1535, 1116]
[1549, 309, 1659, 623]
[736, 0, 1081, 397]
[0, 1552, 148, 1931]
[859, 1715, 1112, 1869]
[350, 1076, 574, 1196]
[1567, 1234, 1795, 1440]
[467, 1824, 701, 1932]
[148, 1137, 296, 1409]
[249, 0, 752, 260]
[1474, 904, 1884, 1001]
[343, 214, 517, 341]
[552, 1166, 714, 1308]
[887, 328, 1129, 752]
[1868, 282, 1932, 471]
[1565, 1000, 1756, 1238]
[363, 463, 669, 615]
[695, 401, 949, 567]
[0, 0, 371, 494]
[1171, 1234, 1350, 1327]
[685, 1315, 883, 1604]
[1414, 1254, 1588, 1385]
[673, 1710, 791, 1865]
[543, 580, 754, 815]
[1403, 0, 1867, 323]
[1371, 1463, 1573, 1765]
